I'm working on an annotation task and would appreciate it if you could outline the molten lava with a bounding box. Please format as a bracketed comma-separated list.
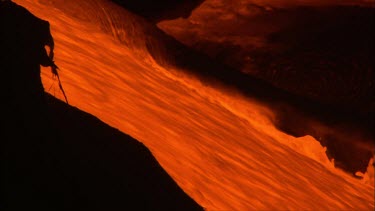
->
[14, 0, 374, 210]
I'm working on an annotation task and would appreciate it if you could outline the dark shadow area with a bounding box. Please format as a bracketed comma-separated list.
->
[110, 0, 204, 22]
[252, 6, 374, 115]
[2, 93, 203, 211]
[0, 1, 202, 210]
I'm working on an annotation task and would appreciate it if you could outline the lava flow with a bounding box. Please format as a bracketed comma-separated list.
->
[14, 0, 374, 210]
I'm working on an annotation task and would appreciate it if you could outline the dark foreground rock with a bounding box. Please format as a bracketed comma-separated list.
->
[1, 93, 202, 211]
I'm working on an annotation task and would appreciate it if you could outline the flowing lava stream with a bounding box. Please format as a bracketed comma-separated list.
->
[15, 0, 374, 210]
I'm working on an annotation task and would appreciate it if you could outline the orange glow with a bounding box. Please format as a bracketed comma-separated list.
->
[15, 0, 374, 210]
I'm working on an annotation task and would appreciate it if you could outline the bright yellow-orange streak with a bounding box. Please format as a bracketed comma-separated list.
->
[15, 0, 374, 210]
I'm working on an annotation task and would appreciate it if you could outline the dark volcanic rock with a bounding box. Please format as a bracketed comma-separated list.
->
[251, 6, 375, 114]
[1, 92, 203, 211]
[110, 0, 204, 22]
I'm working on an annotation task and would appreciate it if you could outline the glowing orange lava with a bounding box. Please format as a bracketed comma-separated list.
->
[15, 0, 374, 210]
